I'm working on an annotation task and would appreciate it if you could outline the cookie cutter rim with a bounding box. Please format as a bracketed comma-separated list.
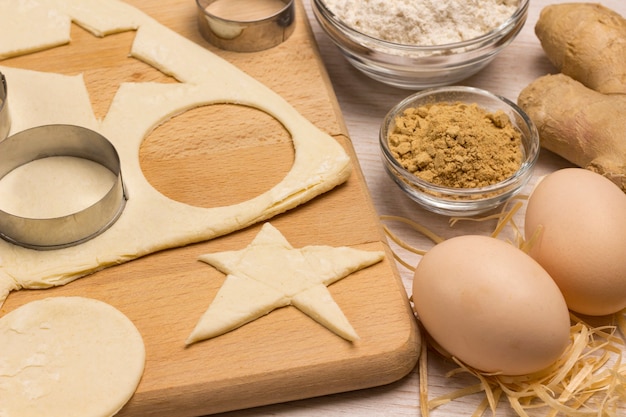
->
[196, 0, 295, 52]
[0, 124, 127, 250]
[0, 72, 9, 142]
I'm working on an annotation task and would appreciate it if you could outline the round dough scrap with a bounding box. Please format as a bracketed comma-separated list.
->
[0, 296, 145, 417]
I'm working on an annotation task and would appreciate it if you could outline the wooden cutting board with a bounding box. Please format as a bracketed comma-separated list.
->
[0, 1, 420, 416]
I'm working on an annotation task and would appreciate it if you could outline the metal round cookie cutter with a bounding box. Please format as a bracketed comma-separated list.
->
[0, 72, 10, 142]
[0, 124, 127, 250]
[196, 0, 295, 52]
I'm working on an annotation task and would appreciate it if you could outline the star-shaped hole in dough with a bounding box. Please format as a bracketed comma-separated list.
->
[186, 223, 385, 345]
[0, 0, 174, 119]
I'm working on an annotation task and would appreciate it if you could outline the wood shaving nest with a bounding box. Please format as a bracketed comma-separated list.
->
[420, 315, 626, 417]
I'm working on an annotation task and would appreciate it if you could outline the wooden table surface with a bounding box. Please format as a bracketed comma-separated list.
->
[217, 0, 626, 416]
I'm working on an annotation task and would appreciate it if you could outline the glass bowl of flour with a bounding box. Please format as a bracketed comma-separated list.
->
[311, 0, 528, 89]
[379, 86, 539, 216]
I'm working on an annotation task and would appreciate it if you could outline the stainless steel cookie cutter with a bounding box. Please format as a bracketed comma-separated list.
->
[196, 0, 295, 52]
[0, 124, 127, 250]
[0, 72, 9, 142]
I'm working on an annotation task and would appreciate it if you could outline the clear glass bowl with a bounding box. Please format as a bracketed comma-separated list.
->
[311, 0, 529, 89]
[379, 86, 539, 216]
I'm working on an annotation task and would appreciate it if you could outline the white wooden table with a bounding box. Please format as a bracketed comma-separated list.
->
[219, 0, 626, 415]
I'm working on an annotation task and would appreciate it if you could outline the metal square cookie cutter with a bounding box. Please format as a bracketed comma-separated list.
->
[0, 72, 9, 142]
[196, 0, 295, 52]
[0, 124, 127, 250]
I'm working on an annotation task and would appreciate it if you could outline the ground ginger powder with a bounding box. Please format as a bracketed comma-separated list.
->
[388, 102, 522, 188]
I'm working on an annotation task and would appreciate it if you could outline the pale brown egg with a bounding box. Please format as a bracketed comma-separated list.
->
[525, 168, 626, 316]
[412, 235, 571, 376]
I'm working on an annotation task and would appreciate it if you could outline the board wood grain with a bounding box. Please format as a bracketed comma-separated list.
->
[0, 1, 420, 416]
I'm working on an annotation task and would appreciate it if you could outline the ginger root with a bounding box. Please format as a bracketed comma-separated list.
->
[518, 74, 626, 192]
[518, 3, 626, 192]
[535, 3, 626, 95]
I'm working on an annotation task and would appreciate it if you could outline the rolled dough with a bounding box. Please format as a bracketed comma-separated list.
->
[0, 0, 352, 305]
[0, 296, 145, 417]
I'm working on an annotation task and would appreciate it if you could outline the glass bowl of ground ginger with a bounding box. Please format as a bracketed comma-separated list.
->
[311, 0, 528, 89]
[380, 86, 539, 216]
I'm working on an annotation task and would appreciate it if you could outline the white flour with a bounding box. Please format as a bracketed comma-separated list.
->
[322, 0, 519, 45]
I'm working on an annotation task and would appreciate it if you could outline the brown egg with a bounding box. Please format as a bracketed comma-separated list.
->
[525, 168, 626, 316]
[412, 235, 571, 375]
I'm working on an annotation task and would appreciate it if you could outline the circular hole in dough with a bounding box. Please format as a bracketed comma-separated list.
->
[140, 103, 294, 208]
[0, 296, 145, 417]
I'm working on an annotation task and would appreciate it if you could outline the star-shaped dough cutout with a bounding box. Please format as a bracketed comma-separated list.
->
[186, 223, 385, 345]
